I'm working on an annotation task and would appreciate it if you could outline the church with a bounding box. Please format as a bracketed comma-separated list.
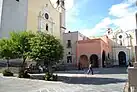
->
[76, 28, 136, 68]
[107, 28, 136, 66]
[0, 0, 66, 40]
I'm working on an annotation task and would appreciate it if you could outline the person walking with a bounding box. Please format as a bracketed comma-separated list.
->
[128, 61, 132, 67]
[87, 63, 94, 75]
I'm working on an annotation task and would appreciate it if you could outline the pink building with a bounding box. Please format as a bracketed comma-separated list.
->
[76, 36, 111, 68]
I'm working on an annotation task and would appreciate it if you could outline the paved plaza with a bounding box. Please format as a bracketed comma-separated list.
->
[0, 67, 127, 92]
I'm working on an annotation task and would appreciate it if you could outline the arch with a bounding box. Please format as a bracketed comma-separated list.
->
[79, 55, 88, 69]
[118, 51, 126, 66]
[108, 53, 110, 59]
[90, 54, 99, 68]
[102, 50, 106, 67]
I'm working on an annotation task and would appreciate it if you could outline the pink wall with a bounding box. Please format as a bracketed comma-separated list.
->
[100, 36, 112, 53]
[77, 39, 101, 57]
[76, 36, 111, 68]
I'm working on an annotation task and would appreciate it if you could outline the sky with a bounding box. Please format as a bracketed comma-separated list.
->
[64, 0, 137, 37]
[0, 0, 136, 37]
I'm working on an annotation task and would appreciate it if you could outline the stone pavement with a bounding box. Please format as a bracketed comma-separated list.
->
[0, 67, 127, 92]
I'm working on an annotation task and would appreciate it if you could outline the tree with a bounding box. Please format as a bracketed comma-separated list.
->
[9, 31, 36, 67]
[28, 32, 64, 68]
[0, 39, 16, 70]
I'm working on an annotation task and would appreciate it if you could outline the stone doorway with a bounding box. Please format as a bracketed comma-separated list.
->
[90, 54, 99, 68]
[118, 51, 126, 66]
[79, 55, 88, 69]
[102, 50, 106, 67]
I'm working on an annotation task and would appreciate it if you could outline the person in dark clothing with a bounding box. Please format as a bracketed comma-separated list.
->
[87, 63, 93, 75]
[78, 62, 81, 70]
[128, 62, 132, 67]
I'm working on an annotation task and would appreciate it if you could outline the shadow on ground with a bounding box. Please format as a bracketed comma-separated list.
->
[56, 67, 127, 74]
[61, 76, 127, 85]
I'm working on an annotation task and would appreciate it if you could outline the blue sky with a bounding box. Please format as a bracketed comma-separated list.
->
[67, 0, 121, 29]
[65, 0, 137, 37]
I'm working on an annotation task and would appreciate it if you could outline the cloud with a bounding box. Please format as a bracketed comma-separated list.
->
[87, 0, 137, 37]
[109, 1, 137, 30]
[92, 17, 112, 31]
[112, 14, 136, 30]
[65, 0, 90, 31]
[65, 0, 74, 11]
[66, 2, 79, 24]
[51, 0, 136, 36]
[125, 0, 137, 4]
[79, 29, 105, 37]
[109, 3, 131, 18]
[50, 0, 76, 30]
[79, 17, 112, 37]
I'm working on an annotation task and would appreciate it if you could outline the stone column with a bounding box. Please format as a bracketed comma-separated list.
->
[128, 4, 137, 92]
[134, 13, 137, 67]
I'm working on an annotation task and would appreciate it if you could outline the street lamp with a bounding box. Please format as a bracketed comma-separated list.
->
[134, 5, 137, 67]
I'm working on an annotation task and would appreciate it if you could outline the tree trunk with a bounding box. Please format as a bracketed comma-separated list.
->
[22, 57, 26, 69]
[7, 59, 9, 70]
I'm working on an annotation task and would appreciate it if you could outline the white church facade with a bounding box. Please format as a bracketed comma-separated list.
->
[0, 0, 66, 40]
[107, 28, 136, 66]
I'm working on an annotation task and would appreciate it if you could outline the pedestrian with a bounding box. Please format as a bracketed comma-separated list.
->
[87, 63, 94, 75]
[38, 65, 43, 73]
[128, 61, 132, 67]
[78, 62, 81, 70]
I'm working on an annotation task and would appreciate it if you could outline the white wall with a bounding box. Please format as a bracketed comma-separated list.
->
[63, 32, 78, 64]
[113, 47, 130, 65]
[0, 0, 3, 26]
[63, 31, 88, 64]
[0, 0, 28, 38]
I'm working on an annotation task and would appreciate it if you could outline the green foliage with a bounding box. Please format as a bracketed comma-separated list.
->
[3, 69, 13, 76]
[18, 69, 30, 78]
[0, 39, 16, 60]
[28, 32, 64, 66]
[9, 31, 36, 65]
[45, 72, 58, 81]
[0, 39, 17, 69]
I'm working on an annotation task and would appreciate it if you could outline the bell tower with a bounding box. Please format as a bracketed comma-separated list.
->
[56, 0, 66, 41]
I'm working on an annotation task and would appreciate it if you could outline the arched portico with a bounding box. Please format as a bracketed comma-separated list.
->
[90, 54, 99, 68]
[79, 55, 89, 69]
[102, 50, 106, 67]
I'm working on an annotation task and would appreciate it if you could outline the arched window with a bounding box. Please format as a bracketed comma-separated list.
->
[56, 0, 60, 6]
[120, 40, 122, 46]
[45, 13, 49, 19]
[46, 24, 48, 31]
[62, 1, 65, 6]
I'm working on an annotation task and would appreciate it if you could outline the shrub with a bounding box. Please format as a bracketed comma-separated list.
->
[18, 69, 30, 78]
[45, 72, 57, 81]
[3, 69, 13, 76]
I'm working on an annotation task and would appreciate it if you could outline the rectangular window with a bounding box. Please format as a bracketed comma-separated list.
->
[67, 56, 72, 63]
[67, 40, 71, 48]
